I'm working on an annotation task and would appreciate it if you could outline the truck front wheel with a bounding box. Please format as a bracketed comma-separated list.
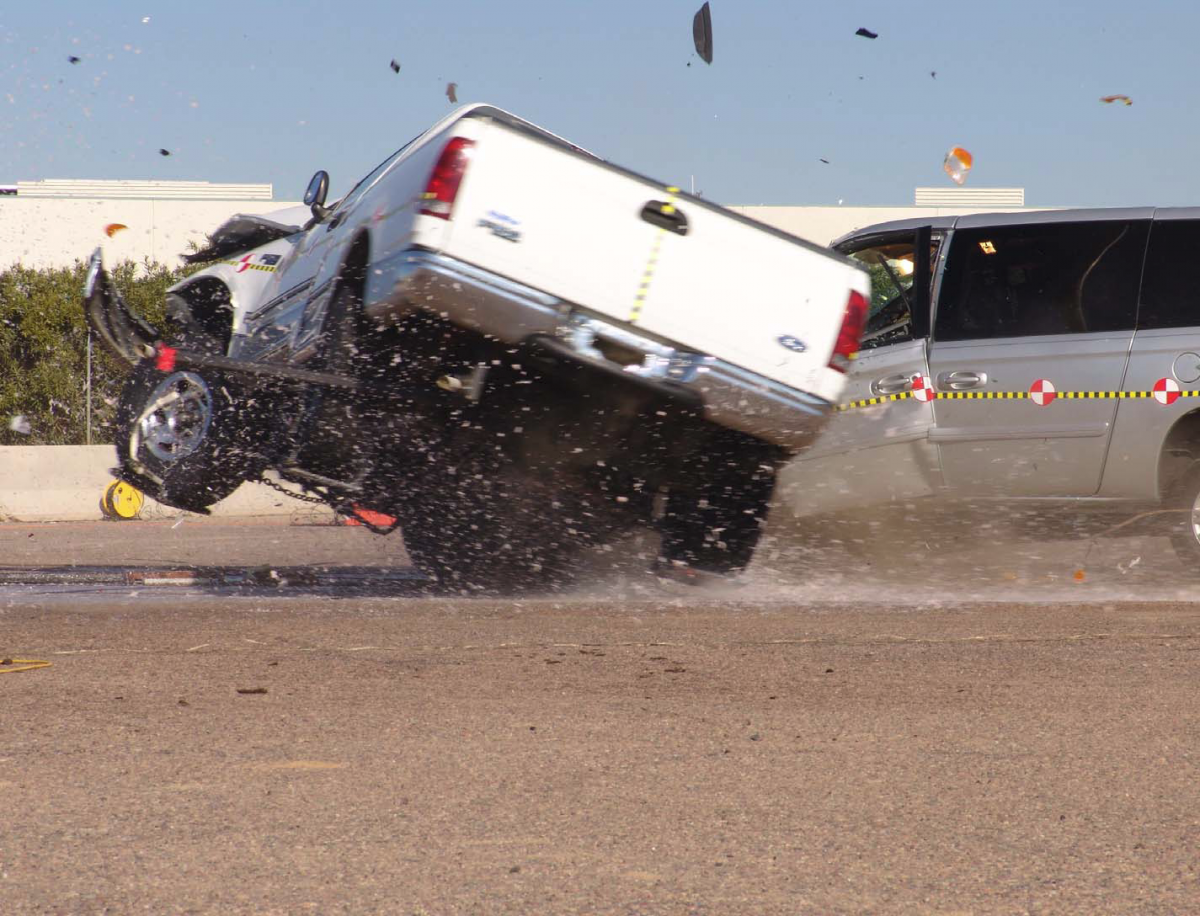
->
[115, 361, 264, 513]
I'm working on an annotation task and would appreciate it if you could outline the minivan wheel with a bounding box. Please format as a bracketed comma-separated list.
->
[1167, 462, 1200, 566]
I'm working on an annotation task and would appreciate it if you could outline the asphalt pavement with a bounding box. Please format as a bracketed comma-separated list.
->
[1, 517, 1199, 914]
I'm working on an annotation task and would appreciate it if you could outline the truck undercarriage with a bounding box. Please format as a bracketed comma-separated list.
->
[85, 252, 784, 591]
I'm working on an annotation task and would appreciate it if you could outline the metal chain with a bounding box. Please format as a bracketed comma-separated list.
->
[257, 474, 330, 505]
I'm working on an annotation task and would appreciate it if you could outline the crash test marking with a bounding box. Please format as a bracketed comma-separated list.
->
[1154, 377, 1181, 406]
[911, 374, 935, 402]
[1029, 378, 1057, 406]
[225, 254, 279, 274]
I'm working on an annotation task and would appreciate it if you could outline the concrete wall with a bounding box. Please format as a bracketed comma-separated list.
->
[0, 446, 335, 522]
[0, 196, 302, 270]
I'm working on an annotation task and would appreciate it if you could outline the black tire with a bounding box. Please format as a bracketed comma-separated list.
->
[658, 430, 780, 575]
[115, 360, 263, 513]
[1168, 461, 1200, 566]
[396, 441, 634, 594]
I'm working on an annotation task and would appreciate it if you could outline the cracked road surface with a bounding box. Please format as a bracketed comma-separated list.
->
[3, 576, 1199, 914]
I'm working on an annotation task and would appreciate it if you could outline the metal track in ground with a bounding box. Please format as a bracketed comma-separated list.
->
[0, 564, 429, 591]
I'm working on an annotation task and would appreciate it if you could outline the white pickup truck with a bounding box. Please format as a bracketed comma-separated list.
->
[84, 103, 869, 591]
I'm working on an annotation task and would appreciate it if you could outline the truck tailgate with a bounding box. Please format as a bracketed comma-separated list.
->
[441, 118, 866, 404]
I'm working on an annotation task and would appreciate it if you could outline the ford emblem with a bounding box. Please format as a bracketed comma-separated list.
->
[777, 334, 807, 353]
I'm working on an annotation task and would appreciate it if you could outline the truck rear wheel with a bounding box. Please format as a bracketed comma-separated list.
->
[658, 430, 780, 575]
[115, 361, 262, 513]
[396, 443, 632, 593]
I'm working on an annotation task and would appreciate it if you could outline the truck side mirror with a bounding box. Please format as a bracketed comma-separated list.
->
[304, 170, 330, 221]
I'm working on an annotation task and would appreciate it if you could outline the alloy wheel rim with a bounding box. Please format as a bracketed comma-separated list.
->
[140, 372, 213, 464]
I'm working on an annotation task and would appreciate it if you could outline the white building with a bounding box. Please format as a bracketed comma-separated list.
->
[732, 187, 1033, 246]
[0, 180, 1035, 272]
[0, 179, 301, 271]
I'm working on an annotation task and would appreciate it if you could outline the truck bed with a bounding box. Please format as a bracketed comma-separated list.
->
[433, 109, 868, 407]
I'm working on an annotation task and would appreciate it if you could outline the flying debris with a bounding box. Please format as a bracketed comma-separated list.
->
[819, 158, 830, 164]
[103, 223, 128, 238]
[1100, 94, 1132, 106]
[68, 55, 81, 64]
[158, 148, 171, 157]
[692, 2, 713, 64]
[855, 27, 878, 39]
[446, 82, 458, 103]
[943, 146, 973, 185]
[8, 415, 31, 436]
[389, 59, 401, 74]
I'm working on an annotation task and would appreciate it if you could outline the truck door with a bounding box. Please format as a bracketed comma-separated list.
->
[926, 214, 1149, 497]
[776, 227, 943, 517]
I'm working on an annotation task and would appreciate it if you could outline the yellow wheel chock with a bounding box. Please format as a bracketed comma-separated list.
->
[101, 479, 144, 520]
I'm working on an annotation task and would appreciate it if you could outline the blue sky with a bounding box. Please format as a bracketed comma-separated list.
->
[0, 1, 1192, 208]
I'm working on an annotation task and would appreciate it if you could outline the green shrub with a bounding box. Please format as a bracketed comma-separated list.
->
[0, 259, 191, 445]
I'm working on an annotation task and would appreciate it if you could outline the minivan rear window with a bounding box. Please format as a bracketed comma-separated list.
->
[1138, 220, 1200, 330]
[935, 221, 1148, 341]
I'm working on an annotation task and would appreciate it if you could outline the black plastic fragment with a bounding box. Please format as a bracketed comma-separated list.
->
[693, 3, 713, 64]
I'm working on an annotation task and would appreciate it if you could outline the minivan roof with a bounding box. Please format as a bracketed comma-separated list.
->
[832, 206, 1167, 248]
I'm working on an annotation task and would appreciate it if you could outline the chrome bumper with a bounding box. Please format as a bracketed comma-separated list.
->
[363, 249, 831, 451]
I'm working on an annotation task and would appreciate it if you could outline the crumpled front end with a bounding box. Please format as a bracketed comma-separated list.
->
[83, 248, 161, 365]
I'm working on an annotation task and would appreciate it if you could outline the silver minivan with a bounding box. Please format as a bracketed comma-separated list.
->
[774, 208, 1200, 562]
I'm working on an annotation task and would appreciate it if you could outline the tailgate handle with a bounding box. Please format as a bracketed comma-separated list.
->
[640, 200, 689, 236]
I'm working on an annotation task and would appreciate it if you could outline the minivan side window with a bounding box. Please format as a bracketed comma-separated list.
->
[843, 232, 937, 350]
[935, 221, 1148, 341]
[1138, 220, 1200, 329]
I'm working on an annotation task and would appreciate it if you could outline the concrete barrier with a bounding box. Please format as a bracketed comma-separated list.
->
[0, 445, 336, 522]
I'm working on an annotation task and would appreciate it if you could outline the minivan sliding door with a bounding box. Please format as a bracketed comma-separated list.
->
[927, 216, 1149, 497]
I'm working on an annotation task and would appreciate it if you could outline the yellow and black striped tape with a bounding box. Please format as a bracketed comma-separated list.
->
[837, 388, 1200, 411]
[629, 185, 680, 325]
[936, 390, 1028, 400]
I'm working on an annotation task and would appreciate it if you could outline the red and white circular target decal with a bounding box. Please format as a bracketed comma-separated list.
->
[911, 374, 935, 402]
[1153, 377, 1181, 406]
[1029, 378, 1057, 406]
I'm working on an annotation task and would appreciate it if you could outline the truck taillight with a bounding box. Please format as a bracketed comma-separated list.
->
[829, 289, 868, 373]
[419, 137, 474, 219]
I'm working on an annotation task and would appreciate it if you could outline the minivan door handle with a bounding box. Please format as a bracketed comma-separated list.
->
[936, 369, 988, 390]
[871, 373, 915, 396]
[640, 200, 689, 236]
